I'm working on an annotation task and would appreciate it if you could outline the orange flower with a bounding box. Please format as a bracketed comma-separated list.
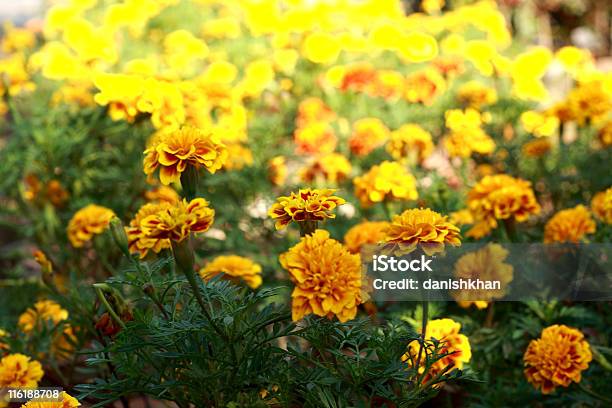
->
[339, 62, 377, 93]
[145, 186, 180, 204]
[544, 205, 596, 243]
[268, 188, 345, 230]
[0, 353, 43, 388]
[67, 204, 115, 247]
[386, 124, 434, 163]
[300, 153, 352, 184]
[344, 221, 390, 254]
[522, 138, 552, 158]
[296, 97, 335, 128]
[279, 230, 362, 322]
[268, 155, 288, 186]
[199, 255, 262, 289]
[143, 126, 228, 185]
[349, 118, 390, 156]
[404, 69, 445, 106]
[353, 161, 418, 208]
[141, 198, 215, 243]
[598, 121, 612, 147]
[591, 187, 612, 224]
[126, 202, 173, 258]
[524, 325, 591, 394]
[294, 122, 337, 155]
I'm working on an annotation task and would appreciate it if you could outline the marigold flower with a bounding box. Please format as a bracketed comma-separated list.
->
[522, 138, 552, 158]
[46, 180, 69, 207]
[67, 204, 115, 248]
[385, 208, 461, 255]
[520, 111, 559, 137]
[371, 70, 405, 100]
[349, 118, 390, 156]
[591, 187, 612, 224]
[353, 161, 418, 208]
[294, 122, 337, 155]
[224, 143, 254, 171]
[404, 69, 445, 106]
[566, 79, 612, 125]
[145, 186, 180, 204]
[598, 121, 612, 147]
[386, 124, 434, 163]
[268, 188, 345, 230]
[20, 391, 81, 408]
[140, 198, 215, 243]
[268, 156, 288, 186]
[524, 325, 591, 394]
[0, 353, 43, 388]
[432, 55, 464, 78]
[457, 80, 498, 109]
[344, 221, 390, 254]
[302, 32, 341, 64]
[143, 126, 227, 185]
[457, 300, 488, 310]
[338, 63, 378, 93]
[403, 318, 471, 384]
[279, 230, 362, 322]
[396, 32, 438, 63]
[448, 209, 474, 227]
[296, 97, 335, 128]
[0, 329, 8, 353]
[544, 205, 596, 243]
[199, 255, 262, 289]
[300, 153, 352, 184]
[467, 175, 540, 237]
[126, 202, 172, 258]
[444, 109, 495, 158]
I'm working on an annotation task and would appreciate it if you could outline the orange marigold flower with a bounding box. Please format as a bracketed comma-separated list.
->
[268, 155, 288, 186]
[268, 188, 345, 230]
[126, 202, 173, 258]
[524, 325, 592, 394]
[21, 391, 81, 407]
[145, 186, 180, 204]
[294, 122, 337, 155]
[223, 143, 254, 171]
[296, 97, 335, 128]
[279, 229, 362, 322]
[353, 161, 418, 208]
[300, 153, 352, 184]
[384, 208, 461, 255]
[403, 318, 471, 385]
[371, 70, 405, 100]
[544, 205, 596, 243]
[344, 221, 390, 254]
[522, 138, 552, 158]
[448, 209, 474, 227]
[566, 79, 611, 125]
[598, 121, 612, 147]
[457, 80, 498, 109]
[141, 198, 215, 243]
[467, 175, 540, 237]
[339, 62, 378, 93]
[349, 118, 390, 156]
[0, 329, 8, 353]
[199, 255, 262, 289]
[46, 180, 69, 207]
[0, 353, 43, 388]
[432, 55, 465, 78]
[457, 300, 488, 310]
[591, 187, 612, 224]
[143, 126, 228, 185]
[386, 124, 434, 163]
[404, 69, 445, 106]
[443, 109, 495, 158]
[67, 204, 115, 248]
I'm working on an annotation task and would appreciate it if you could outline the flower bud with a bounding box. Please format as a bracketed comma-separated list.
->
[109, 216, 130, 257]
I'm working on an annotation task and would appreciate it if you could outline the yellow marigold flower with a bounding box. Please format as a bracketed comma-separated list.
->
[524, 325, 591, 394]
[421, 0, 445, 14]
[163, 29, 209, 73]
[353, 161, 418, 208]
[296, 97, 335, 128]
[371, 70, 405, 100]
[140, 198, 215, 243]
[300, 153, 352, 184]
[457, 80, 498, 109]
[591, 188, 612, 224]
[521, 137, 551, 158]
[294, 122, 337, 155]
[20, 391, 81, 408]
[349, 118, 390, 156]
[384, 208, 461, 255]
[201, 17, 241, 40]
[143, 126, 227, 185]
[452, 244, 513, 304]
[404, 69, 445, 106]
[18, 300, 68, 333]
[0, 329, 8, 352]
[67, 204, 115, 248]
[199, 255, 262, 289]
[403, 318, 471, 384]
[457, 300, 489, 310]
[444, 128, 495, 158]
[145, 186, 180, 204]
[240, 59, 275, 97]
[223, 143, 254, 171]
[126, 202, 172, 258]
[62, 18, 117, 63]
[566, 79, 611, 125]
[511, 47, 552, 101]
[598, 121, 612, 147]
[93, 73, 144, 122]
[449, 209, 474, 227]
[268, 156, 288, 186]
[386, 124, 434, 163]
[302, 32, 341, 65]
[268, 188, 345, 230]
[0, 53, 35, 95]
[1, 22, 35, 53]
[544, 205, 596, 243]
[51, 81, 94, 108]
[467, 175, 541, 237]
[279, 230, 362, 322]
[0, 353, 43, 388]
[520, 111, 559, 137]
[344, 221, 390, 254]
[555, 46, 593, 76]
[396, 32, 438, 63]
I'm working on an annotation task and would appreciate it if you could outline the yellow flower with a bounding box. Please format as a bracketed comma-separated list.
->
[0, 53, 35, 95]
[294, 122, 337, 155]
[20, 391, 81, 408]
[201, 17, 241, 40]
[522, 138, 552, 158]
[62, 18, 117, 63]
[403, 318, 471, 385]
[566, 78, 612, 125]
[452, 244, 513, 304]
[143, 126, 228, 185]
[51, 81, 95, 108]
[67, 204, 115, 248]
[199, 255, 262, 289]
[371, 70, 405, 100]
[384, 208, 461, 255]
[344, 221, 390, 254]
[349, 118, 390, 156]
[163, 29, 209, 73]
[396, 32, 438, 63]
[302, 32, 341, 64]
[141, 198, 215, 243]
[93, 73, 144, 122]
[0, 353, 43, 388]
[520, 111, 559, 137]
[0, 329, 8, 353]
[386, 124, 434, 163]
[404, 69, 445, 106]
[126, 202, 172, 258]
[240, 59, 275, 97]
[421, 0, 444, 14]
[457, 300, 488, 310]
[18, 300, 68, 333]
[511, 47, 552, 101]
[544, 205, 596, 243]
[449, 209, 474, 227]
[555, 46, 593, 77]
[300, 153, 352, 184]
[467, 175, 541, 237]
[268, 156, 288, 186]
[268, 188, 345, 230]
[591, 187, 612, 224]
[353, 161, 418, 208]
[598, 121, 612, 147]
[223, 143, 254, 171]
[296, 97, 335, 128]
[524, 325, 591, 394]
[443, 109, 495, 158]
[1, 23, 35, 53]
[457, 80, 498, 109]
[279, 230, 362, 322]
[145, 186, 180, 204]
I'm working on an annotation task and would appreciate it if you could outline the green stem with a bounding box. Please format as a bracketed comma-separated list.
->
[94, 285, 126, 329]
[181, 165, 199, 201]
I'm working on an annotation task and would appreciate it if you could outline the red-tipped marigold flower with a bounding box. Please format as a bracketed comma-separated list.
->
[141, 198, 215, 243]
[268, 188, 345, 230]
